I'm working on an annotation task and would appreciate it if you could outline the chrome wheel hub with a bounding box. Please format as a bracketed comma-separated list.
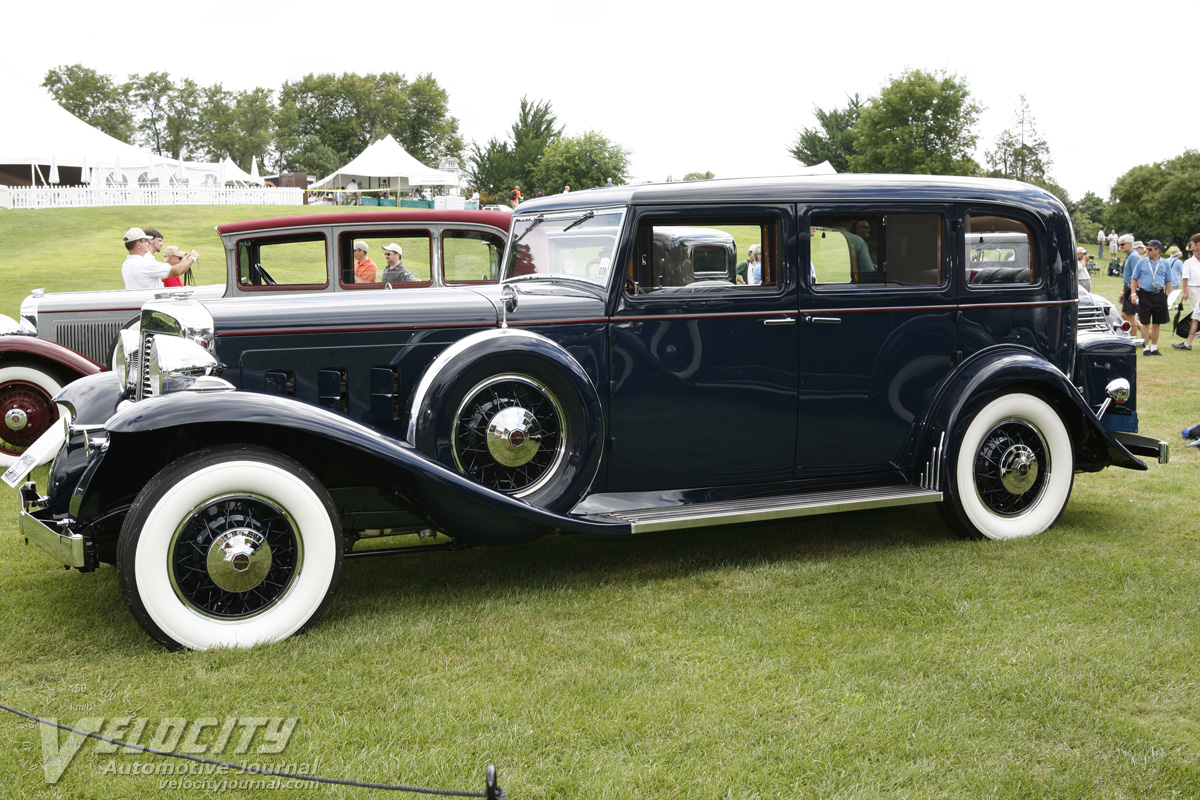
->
[486, 406, 542, 467]
[206, 529, 273, 593]
[998, 444, 1039, 495]
[5, 408, 28, 431]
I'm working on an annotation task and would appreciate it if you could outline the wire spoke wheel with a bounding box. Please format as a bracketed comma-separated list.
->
[453, 373, 566, 496]
[973, 419, 1049, 515]
[168, 493, 301, 619]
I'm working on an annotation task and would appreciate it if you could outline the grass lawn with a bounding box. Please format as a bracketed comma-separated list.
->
[0, 208, 1198, 798]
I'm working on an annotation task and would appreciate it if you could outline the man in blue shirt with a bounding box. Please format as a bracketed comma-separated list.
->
[1130, 239, 1172, 355]
[1118, 234, 1141, 336]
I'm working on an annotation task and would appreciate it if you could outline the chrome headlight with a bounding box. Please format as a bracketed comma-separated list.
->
[113, 327, 141, 393]
[143, 334, 233, 397]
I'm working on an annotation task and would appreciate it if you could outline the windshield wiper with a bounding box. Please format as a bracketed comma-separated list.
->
[561, 210, 595, 233]
[512, 214, 545, 246]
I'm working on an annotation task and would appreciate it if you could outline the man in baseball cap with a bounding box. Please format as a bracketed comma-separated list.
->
[352, 240, 377, 283]
[1129, 240, 1172, 355]
[122, 228, 197, 289]
[380, 243, 417, 284]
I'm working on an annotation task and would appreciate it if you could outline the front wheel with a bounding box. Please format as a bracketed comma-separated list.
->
[117, 446, 343, 650]
[0, 363, 64, 467]
[939, 392, 1074, 540]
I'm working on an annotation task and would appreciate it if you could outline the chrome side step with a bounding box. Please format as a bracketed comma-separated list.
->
[586, 485, 942, 534]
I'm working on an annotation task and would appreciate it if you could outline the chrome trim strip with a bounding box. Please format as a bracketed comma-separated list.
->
[19, 511, 87, 568]
[593, 485, 942, 534]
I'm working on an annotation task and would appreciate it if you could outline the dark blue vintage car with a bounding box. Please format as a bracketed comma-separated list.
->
[12, 175, 1168, 650]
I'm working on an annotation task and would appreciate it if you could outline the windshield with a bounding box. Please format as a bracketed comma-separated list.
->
[502, 209, 625, 286]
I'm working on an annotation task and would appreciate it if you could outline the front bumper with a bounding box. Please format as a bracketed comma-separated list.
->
[18, 483, 89, 569]
[1112, 432, 1170, 464]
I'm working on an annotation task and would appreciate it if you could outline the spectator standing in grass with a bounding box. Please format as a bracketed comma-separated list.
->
[121, 227, 196, 290]
[736, 245, 755, 284]
[1172, 234, 1200, 351]
[1130, 240, 1172, 355]
[1165, 245, 1186, 289]
[1108, 229, 1119, 261]
[160, 245, 192, 288]
[352, 240, 377, 283]
[509, 185, 522, 207]
[1119, 234, 1142, 338]
[1098, 227, 1106, 258]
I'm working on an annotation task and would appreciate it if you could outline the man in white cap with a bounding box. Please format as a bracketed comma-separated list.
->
[380, 243, 417, 284]
[352, 240, 377, 282]
[121, 227, 196, 289]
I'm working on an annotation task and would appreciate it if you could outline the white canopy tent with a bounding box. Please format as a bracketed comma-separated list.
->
[311, 135, 458, 192]
[0, 60, 257, 188]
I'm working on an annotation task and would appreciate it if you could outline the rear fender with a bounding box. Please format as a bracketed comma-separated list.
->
[916, 347, 1145, 487]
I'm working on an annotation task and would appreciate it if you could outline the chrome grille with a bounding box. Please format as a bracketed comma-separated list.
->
[1078, 304, 1111, 332]
[139, 333, 154, 401]
[55, 320, 121, 365]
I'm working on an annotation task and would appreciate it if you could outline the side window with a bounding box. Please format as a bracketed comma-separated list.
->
[965, 215, 1036, 285]
[627, 220, 778, 295]
[338, 232, 432, 287]
[237, 234, 328, 288]
[443, 230, 505, 283]
[810, 213, 943, 287]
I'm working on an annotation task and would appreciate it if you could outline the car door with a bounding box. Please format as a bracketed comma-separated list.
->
[606, 205, 799, 492]
[795, 206, 956, 476]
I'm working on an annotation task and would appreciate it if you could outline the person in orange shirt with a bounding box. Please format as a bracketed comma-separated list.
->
[353, 240, 377, 282]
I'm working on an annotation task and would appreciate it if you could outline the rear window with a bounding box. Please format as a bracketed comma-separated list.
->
[965, 215, 1036, 285]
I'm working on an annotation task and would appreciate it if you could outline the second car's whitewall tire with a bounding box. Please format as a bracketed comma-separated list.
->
[118, 448, 342, 650]
[0, 364, 64, 468]
[947, 392, 1074, 540]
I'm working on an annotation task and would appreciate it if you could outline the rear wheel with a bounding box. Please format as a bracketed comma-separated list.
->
[117, 446, 342, 650]
[940, 392, 1074, 540]
[0, 363, 64, 467]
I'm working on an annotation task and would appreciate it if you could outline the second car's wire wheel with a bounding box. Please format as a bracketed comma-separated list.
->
[453, 373, 567, 496]
[168, 493, 302, 619]
[973, 418, 1049, 515]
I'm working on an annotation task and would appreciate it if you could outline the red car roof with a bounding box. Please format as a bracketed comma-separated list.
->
[216, 209, 512, 235]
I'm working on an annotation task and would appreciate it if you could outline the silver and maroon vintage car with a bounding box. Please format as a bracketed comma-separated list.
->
[0, 210, 509, 466]
[12, 176, 1166, 650]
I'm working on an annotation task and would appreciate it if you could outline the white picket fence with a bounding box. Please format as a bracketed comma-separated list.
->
[0, 185, 304, 209]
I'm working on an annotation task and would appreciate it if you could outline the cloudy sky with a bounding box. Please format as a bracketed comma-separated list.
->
[3, 0, 1193, 200]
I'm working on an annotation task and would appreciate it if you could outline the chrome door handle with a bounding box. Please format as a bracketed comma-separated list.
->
[804, 315, 842, 324]
[763, 317, 796, 326]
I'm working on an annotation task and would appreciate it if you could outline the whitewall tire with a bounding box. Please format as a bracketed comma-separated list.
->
[941, 392, 1074, 540]
[117, 446, 342, 650]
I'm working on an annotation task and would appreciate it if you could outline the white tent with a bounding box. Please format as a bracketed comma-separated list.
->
[0, 60, 249, 188]
[311, 134, 458, 191]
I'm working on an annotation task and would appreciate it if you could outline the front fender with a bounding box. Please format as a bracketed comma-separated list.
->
[918, 347, 1145, 483]
[102, 391, 629, 537]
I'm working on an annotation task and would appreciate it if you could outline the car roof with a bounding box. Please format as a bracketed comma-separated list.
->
[514, 174, 1065, 216]
[216, 209, 513, 235]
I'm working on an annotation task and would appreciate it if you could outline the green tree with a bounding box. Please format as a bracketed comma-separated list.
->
[850, 70, 981, 175]
[1109, 151, 1200, 246]
[466, 97, 563, 198]
[198, 85, 276, 171]
[533, 131, 629, 193]
[394, 73, 463, 166]
[985, 95, 1052, 184]
[127, 72, 202, 159]
[42, 64, 134, 142]
[682, 171, 715, 181]
[790, 94, 862, 172]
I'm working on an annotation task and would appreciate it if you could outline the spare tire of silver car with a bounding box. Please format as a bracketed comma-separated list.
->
[938, 392, 1074, 540]
[412, 344, 603, 523]
[116, 445, 343, 651]
[0, 362, 65, 468]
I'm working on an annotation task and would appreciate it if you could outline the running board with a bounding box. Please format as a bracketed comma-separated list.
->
[586, 485, 942, 534]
